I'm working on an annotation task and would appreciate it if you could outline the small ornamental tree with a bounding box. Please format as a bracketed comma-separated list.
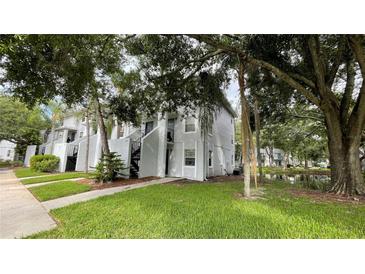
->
[95, 152, 126, 183]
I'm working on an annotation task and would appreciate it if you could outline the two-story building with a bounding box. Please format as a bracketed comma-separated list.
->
[25, 100, 237, 181]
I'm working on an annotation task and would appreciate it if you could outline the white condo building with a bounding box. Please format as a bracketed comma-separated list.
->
[25, 100, 237, 181]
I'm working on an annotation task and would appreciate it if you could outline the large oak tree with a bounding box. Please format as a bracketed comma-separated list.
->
[189, 34, 365, 195]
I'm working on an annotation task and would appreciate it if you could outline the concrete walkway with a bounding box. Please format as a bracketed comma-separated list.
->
[0, 169, 57, 239]
[0, 173, 63, 183]
[25, 177, 86, 188]
[42, 177, 182, 211]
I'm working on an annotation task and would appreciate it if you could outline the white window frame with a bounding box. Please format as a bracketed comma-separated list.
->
[184, 117, 196, 133]
[184, 148, 196, 167]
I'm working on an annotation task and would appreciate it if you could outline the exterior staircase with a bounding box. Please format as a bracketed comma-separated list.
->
[130, 137, 141, 178]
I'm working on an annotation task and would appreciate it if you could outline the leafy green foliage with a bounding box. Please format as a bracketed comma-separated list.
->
[95, 152, 126, 183]
[29, 181, 365, 239]
[0, 160, 23, 168]
[0, 35, 122, 107]
[29, 181, 91, 201]
[0, 96, 49, 150]
[30, 154, 60, 172]
[120, 35, 229, 118]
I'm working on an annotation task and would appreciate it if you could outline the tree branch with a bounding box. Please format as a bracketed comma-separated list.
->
[326, 37, 346, 86]
[189, 34, 321, 107]
[340, 57, 355, 125]
[347, 35, 365, 138]
[307, 35, 340, 108]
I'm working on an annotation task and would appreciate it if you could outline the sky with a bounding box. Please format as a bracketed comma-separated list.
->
[226, 79, 239, 111]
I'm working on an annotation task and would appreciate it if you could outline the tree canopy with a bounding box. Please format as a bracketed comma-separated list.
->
[0, 95, 50, 153]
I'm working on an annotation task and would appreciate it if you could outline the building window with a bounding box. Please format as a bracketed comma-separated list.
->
[232, 155, 234, 165]
[145, 121, 154, 135]
[79, 131, 84, 138]
[208, 150, 213, 167]
[7, 150, 11, 157]
[184, 149, 195, 166]
[58, 131, 63, 139]
[231, 135, 233, 144]
[185, 117, 195, 132]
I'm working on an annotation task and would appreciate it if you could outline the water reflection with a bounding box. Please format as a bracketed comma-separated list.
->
[264, 174, 331, 184]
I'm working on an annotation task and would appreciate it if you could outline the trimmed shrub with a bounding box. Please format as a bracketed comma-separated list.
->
[95, 152, 126, 183]
[0, 160, 23, 168]
[30, 154, 60, 172]
[0, 160, 11, 168]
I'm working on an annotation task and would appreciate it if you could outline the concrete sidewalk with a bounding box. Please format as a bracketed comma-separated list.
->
[0, 169, 57, 239]
[25, 177, 86, 188]
[42, 177, 182, 211]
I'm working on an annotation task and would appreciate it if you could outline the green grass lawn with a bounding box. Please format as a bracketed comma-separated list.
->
[29, 181, 92, 201]
[21, 172, 93, 185]
[14, 167, 48, 178]
[28, 181, 365, 239]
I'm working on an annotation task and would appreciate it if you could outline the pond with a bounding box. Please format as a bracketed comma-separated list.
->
[264, 173, 331, 185]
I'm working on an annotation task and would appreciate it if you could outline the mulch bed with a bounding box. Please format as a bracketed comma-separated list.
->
[77, 176, 160, 190]
[207, 175, 244, 182]
[290, 189, 365, 205]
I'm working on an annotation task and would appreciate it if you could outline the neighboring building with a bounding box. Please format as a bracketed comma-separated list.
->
[24, 100, 236, 181]
[24, 114, 96, 171]
[258, 148, 313, 168]
[0, 140, 16, 161]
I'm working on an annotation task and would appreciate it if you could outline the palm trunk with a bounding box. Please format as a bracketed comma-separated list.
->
[95, 97, 110, 155]
[50, 125, 56, 154]
[253, 97, 263, 183]
[239, 60, 251, 197]
[85, 108, 90, 173]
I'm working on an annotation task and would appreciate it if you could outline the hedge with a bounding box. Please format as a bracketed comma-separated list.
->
[30, 154, 60, 172]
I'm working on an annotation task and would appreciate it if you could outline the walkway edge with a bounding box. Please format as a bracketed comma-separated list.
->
[42, 177, 182, 211]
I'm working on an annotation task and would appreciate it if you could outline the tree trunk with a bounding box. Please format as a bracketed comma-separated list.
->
[239, 60, 251, 197]
[324, 108, 365, 195]
[50, 125, 56, 154]
[84, 107, 90, 173]
[304, 156, 308, 169]
[269, 146, 274, 167]
[253, 97, 263, 183]
[95, 97, 110, 155]
[283, 152, 288, 169]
